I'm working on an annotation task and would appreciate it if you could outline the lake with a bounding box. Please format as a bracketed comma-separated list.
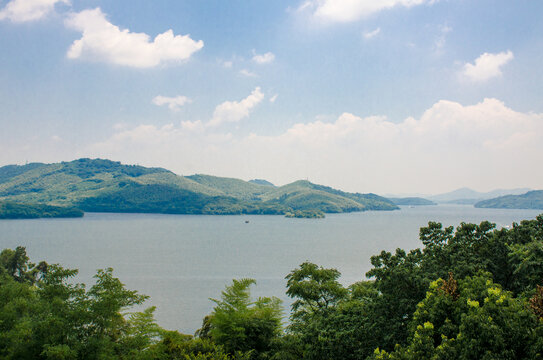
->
[0, 205, 540, 333]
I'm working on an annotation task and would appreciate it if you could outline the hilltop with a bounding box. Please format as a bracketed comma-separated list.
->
[0, 159, 398, 216]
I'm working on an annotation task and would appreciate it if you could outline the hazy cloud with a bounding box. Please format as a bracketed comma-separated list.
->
[0, 0, 69, 22]
[239, 69, 258, 77]
[269, 94, 278, 103]
[462, 50, 514, 82]
[304, 0, 438, 23]
[208, 87, 264, 127]
[65, 8, 203, 68]
[152, 95, 192, 111]
[88, 98, 543, 194]
[252, 51, 275, 64]
[363, 27, 381, 39]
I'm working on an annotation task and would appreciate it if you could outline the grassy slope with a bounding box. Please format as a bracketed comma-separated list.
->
[186, 174, 272, 200]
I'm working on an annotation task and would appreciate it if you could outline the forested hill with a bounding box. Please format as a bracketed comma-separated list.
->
[0, 158, 398, 215]
[475, 190, 543, 209]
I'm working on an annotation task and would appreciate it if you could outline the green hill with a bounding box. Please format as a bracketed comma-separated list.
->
[0, 159, 398, 215]
[474, 190, 543, 209]
[261, 180, 397, 212]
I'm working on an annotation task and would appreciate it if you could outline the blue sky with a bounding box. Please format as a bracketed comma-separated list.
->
[1, 0, 542, 194]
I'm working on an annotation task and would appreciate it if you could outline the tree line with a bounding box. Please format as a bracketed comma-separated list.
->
[1, 214, 542, 359]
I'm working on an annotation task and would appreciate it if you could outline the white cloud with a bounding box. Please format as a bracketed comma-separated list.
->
[462, 50, 514, 82]
[222, 60, 233, 68]
[252, 51, 275, 64]
[306, 0, 437, 23]
[88, 98, 543, 194]
[64, 8, 203, 68]
[363, 27, 381, 39]
[269, 94, 278, 103]
[208, 87, 264, 127]
[239, 69, 257, 77]
[0, 0, 69, 22]
[152, 95, 192, 111]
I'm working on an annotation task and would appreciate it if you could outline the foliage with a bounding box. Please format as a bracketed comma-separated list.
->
[0, 201, 83, 219]
[372, 274, 542, 359]
[284, 209, 325, 218]
[2, 213, 543, 359]
[206, 279, 283, 358]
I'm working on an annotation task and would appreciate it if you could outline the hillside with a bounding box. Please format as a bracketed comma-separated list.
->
[0, 159, 397, 215]
[260, 180, 397, 212]
[388, 197, 436, 206]
[474, 190, 543, 209]
[428, 187, 532, 204]
[0, 201, 84, 219]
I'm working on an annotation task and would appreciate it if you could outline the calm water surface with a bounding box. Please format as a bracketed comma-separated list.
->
[0, 205, 540, 333]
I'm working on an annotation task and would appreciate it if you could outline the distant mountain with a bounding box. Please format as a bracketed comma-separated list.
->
[388, 197, 436, 206]
[428, 187, 532, 204]
[0, 158, 398, 215]
[249, 179, 275, 187]
[474, 190, 543, 209]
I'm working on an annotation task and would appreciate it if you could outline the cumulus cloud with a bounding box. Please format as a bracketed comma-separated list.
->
[363, 27, 381, 39]
[88, 98, 543, 194]
[152, 95, 192, 111]
[208, 87, 264, 127]
[64, 8, 203, 68]
[0, 0, 69, 22]
[252, 51, 275, 64]
[462, 50, 514, 82]
[304, 0, 437, 23]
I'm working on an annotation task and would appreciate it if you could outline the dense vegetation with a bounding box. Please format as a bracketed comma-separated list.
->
[3, 213, 542, 359]
[387, 197, 436, 206]
[475, 190, 543, 209]
[284, 209, 325, 218]
[0, 201, 83, 219]
[0, 158, 397, 216]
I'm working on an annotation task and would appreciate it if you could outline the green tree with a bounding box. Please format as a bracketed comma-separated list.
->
[372, 273, 542, 359]
[207, 279, 283, 358]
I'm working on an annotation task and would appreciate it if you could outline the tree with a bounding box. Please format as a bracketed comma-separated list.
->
[372, 273, 542, 359]
[207, 279, 283, 357]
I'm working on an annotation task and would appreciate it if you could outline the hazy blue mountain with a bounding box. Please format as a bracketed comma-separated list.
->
[474, 190, 543, 209]
[428, 187, 532, 204]
[0, 158, 397, 215]
[388, 197, 436, 206]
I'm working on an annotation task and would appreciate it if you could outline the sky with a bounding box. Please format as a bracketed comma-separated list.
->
[0, 0, 542, 194]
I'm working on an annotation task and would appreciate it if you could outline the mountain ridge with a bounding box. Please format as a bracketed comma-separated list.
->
[0, 158, 398, 215]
